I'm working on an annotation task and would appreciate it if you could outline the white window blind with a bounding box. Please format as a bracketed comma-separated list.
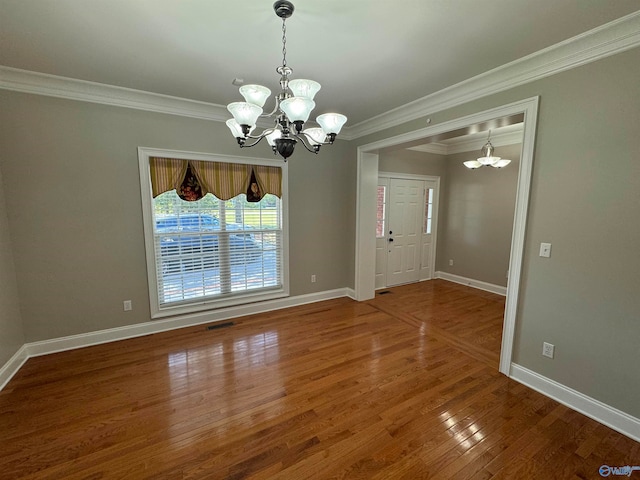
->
[152, 190, 283, 308]
[376, 185, 386, 238]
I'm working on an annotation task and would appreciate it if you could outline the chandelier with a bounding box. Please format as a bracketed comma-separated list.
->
[463, 131, 512, 169]
[225, 1, 347, 161]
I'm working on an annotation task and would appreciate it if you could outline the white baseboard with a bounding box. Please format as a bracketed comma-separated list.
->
[435, 271, 507, 296]
[510, 364, 640, 443]
[0, 288, 354, 392]
[25, 288, 353, 358]
[0, 345, 29, 391]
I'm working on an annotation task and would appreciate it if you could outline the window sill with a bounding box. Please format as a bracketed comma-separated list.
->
[151, 288, 288, 319]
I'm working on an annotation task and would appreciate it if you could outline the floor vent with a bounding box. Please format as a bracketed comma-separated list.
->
[378, 290, 392, 295]
[206, 322, 235, 331]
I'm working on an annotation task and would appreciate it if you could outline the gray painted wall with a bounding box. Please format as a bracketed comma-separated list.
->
[0, 91, 354, 342]
[436, 143, 521, 286]
[355, 47, 640, 418]
[378, 149, 447, 178]
[0, 166, 25, 365]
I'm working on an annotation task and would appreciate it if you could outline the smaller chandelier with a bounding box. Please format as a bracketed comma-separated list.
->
[463, 131, 512, 169]
[226, 1, 347, 161]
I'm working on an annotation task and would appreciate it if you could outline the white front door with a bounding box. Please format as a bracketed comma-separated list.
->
[386, 178, 423, 286]
[375, 175, 439, 289]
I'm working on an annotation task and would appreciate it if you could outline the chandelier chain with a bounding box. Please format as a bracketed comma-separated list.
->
[281, 18, 287, 68]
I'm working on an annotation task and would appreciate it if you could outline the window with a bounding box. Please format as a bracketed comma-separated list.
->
[424, 188, 434, 234]
[153, 191, 282, 306]
[139, 149, 288, 317]
[376, 185, 387, 238]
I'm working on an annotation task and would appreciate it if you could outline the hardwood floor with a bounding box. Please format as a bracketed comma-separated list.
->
[371, 281, 504, 370]
[0, 280, 637, 479]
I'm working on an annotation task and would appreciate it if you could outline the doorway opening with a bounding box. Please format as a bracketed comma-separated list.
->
[355, 97, 539, 376]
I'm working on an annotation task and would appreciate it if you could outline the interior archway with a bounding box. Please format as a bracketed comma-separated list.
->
[355, 97, 539, 376]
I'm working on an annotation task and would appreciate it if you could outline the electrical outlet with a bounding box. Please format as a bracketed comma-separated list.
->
[449, 259, 454, 266]
[539, 242, 552, 258]
[123, 300, 132, 311]
[311, 274, 316, 283]
[542, 342, 554, 358]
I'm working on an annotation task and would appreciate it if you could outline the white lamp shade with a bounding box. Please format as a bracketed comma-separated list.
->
[477, 155, 501, 166]
[265, 128, 282, 147]
[239, 85, 271, 107]
[288, 79, 321, 100]
[303, 127, 327, 145]
[227, 102, 263, 127]
[463, 160, 482, 169]
[226, 119, 243, 137]
[226, 119, 255, 137]
[491, 159, 511, 168]
[316, 113, 347, 135]
[280, 97, 315, 122]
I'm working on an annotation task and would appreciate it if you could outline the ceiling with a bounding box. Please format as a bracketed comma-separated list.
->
[1, 1, 638, 128]
[405, 122, 524, 155]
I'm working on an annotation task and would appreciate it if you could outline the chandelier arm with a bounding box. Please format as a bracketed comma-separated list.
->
[244, 127, 277, 140]
[238, 135, 268, 148]
[299, 131, 334, 146]
[260, 98, 281, 118]
[294, 133, 320, 154]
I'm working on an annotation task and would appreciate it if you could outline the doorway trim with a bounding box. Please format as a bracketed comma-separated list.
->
[355, 96, 539, 376]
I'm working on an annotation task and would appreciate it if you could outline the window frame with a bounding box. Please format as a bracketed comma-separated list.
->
[138, 147, 289, 319]
[375, 183, 387, 239]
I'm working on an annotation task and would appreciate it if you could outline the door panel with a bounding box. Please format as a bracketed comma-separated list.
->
[375, 242, 387, 288]
[387, 178, 423, 286]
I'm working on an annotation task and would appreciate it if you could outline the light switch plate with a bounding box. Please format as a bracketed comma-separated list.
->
[539, 242, 552, 258]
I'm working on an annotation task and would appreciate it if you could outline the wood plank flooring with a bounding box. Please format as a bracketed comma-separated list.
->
[1, 279, 637, 479]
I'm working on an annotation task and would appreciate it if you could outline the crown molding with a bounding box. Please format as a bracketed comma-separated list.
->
[0, 66, 231, 121]
[343, 10, 640, 140]
[406, 143, 449, 155]
[1, 11, 638, 138]
[446, 129, 524, 155]
[408, 128, 524, 155]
